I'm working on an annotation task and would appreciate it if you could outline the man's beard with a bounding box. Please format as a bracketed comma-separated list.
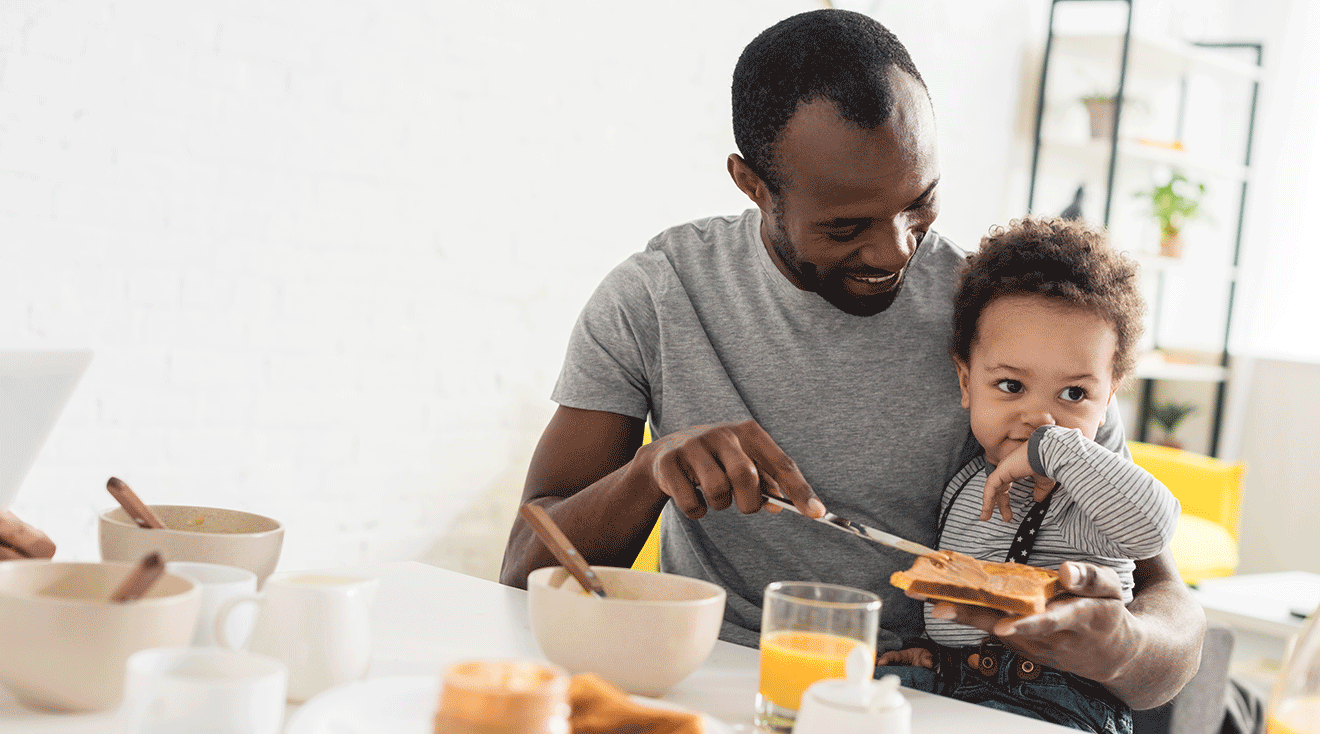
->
[767, 218, 911, 317]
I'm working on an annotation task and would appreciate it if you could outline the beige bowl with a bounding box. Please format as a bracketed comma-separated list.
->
[0, 560, 200, 712]
[99, 505, 284, 584]
[527, 566, 726, 696]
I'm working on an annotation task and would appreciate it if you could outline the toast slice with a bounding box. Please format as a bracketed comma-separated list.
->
[568, 673, 702, 734]
[891, 550, 1066, 616]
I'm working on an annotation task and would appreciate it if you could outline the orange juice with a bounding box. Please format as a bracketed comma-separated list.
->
[1269, 696, 1320, 734]
[759, 631, 871, 710]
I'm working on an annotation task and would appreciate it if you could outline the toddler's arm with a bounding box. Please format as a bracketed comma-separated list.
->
[878, 647, 934, 668]
[1029, 425, 1180, 558]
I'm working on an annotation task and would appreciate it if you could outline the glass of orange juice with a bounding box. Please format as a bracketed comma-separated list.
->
[755, 582, 881, 733]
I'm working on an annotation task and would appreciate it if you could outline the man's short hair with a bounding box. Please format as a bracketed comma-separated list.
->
[952, 216, 1147, 383]
[731, 9, 925, 195]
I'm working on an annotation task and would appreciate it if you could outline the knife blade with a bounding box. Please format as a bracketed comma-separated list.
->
[761, 494, 938, 556]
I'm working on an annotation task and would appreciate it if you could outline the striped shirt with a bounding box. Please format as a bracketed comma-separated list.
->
[924, 425, 1180, 647]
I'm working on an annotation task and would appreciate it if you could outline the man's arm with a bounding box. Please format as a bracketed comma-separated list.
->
[930, 549, 1204, 710]
[499, 406, 824, 589]
[500, 407, 657, 587]
[0, 510, 57, 560]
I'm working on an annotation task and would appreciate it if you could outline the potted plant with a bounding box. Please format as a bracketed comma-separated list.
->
[1081, 93, 1118, 141]
[1134, 172, 1207, 258]
[1148, 400, 1198, 449]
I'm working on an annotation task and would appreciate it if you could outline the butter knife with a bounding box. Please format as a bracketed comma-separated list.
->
[761, 494, 938, 556]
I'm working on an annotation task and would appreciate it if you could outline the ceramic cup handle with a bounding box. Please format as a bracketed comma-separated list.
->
[214, 593, 263, 650]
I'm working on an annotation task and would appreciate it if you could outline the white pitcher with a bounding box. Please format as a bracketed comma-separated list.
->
[215, 572, 379, 703]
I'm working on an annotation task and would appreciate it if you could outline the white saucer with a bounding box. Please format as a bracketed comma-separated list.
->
[284, 675, 733, 734]
[630, 694, 736, 734]
[285, 676, 438, 734]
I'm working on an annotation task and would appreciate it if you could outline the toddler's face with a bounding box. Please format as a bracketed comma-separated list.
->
[955, 294, 1119, 467]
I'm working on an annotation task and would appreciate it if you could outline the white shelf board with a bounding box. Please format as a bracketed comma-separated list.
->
[1053, 32, 1261, 82]
[1133, 358, 1228, 382]
[1040, 136, 1248, 181]
[1132, 253, 1239, 281]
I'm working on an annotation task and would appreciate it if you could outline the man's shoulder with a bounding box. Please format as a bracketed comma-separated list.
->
[917, 230, 969, 274]
[643, 209, 760, 259]
[592, 210, 759, 303]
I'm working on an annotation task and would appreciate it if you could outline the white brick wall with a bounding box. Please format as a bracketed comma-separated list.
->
[1, 0, 1066, 580]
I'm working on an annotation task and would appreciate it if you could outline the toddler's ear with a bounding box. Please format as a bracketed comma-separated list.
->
[953, 357, 972, 409]
[1099, 384, 1121, 427]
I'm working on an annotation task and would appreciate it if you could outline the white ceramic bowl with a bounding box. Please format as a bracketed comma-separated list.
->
[527, 566, 726, 696]
[99, 505, 284, 584]
[0, 560, 200, 712]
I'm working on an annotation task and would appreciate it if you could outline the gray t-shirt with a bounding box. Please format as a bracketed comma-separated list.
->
[551, 208, 1124, 649]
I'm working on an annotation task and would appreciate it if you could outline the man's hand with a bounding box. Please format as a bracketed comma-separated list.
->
[878, 647, 934, 668]
[0, 510, 57, 560]
[922, 561, 1133, 682]
[981, 441, 1056, 522]
[632, 419, 826, 520]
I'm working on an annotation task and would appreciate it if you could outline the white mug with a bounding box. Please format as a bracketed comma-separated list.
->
[117, 647, 287, 734]
[215, 572, 379, 702]
[167, 562, 259, 647]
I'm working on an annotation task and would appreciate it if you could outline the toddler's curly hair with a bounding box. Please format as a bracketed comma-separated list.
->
[952, 216, 1146, 383]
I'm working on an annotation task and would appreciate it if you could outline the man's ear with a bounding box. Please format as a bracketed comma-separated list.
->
[953, 356, 972, 410]
[728, 154, 772, 209]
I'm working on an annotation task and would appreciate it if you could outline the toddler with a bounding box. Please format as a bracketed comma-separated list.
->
[879, 216, 1180, 734]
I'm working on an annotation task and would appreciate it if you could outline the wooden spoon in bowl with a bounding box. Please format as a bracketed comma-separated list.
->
[518, 503, 607, 598]
[106, 477, 166, 530]
[109, 551, 166, 603]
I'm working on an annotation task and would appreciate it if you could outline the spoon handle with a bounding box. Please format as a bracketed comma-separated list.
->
[107, 477, 167, 529]
[110, 551, 166, 603]
[519, 504, 607, 598]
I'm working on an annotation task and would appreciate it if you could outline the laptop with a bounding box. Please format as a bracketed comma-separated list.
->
[0, 349, 93, 508]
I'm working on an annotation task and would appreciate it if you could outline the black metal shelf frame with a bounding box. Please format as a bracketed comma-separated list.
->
[1025, 0, 1262, 457]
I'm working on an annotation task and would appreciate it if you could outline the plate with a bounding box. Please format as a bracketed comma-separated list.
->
[629, 695, 736, 734]
[284, 676, 438, 734]
[283, 675, 735, 734]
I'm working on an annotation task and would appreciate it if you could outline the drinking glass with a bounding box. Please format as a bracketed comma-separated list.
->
[167, 561, 259, 647]
[215, 572, 379, 702]
[117, 647, 287, 734]
[754, 581, 881, 734]
[1269, 602, 1320, 734]
[435, 659, 570, 734]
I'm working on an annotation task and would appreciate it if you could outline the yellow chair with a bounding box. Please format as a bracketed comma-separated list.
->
[1127, 441, 1246, 584]
[631, 424, 662, 572]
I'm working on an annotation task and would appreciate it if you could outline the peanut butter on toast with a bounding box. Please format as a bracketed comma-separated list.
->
[891, 550, 1066, 616]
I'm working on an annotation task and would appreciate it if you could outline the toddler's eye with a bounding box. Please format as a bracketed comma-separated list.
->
[1059, 386, 1086, 402]
[995, 379, 1024, 394]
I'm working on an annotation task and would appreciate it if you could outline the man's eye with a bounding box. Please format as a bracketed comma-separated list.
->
[825, 225, 864, 242]
[995, 380, 1023, 394]
[1059, 386, 1087, 402]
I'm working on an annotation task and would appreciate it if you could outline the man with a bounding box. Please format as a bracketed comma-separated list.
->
[501, 9, 1203, 711]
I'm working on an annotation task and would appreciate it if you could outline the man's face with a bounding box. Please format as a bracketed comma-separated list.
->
[739, 71, 941, 317]
[955, 295, 1119, 468]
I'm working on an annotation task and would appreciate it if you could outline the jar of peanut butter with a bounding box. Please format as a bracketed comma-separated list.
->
[434, 660, 570, 734]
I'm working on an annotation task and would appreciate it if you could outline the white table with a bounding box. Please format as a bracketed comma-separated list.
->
[1191, 571, 1320, 691]
[0, 561, 1073, 732]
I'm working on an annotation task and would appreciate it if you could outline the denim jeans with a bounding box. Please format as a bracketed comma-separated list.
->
[881, 641, 1132, 734]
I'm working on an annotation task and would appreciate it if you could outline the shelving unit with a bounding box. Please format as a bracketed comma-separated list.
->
[1026, 0, 1261, 457]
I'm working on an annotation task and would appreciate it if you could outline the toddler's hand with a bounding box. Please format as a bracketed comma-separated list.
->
[981, 441, 1056, 522]
[877, 647, 934, 668]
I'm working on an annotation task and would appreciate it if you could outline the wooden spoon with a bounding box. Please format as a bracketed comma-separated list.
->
[109, 551, 166, 603]
[107, 477, 166, 529]
[518, 503, 607, 598]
